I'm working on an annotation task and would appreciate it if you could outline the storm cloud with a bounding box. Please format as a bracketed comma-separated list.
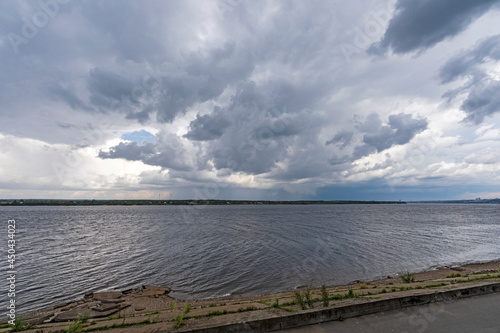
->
[369, 0, 500, 55]
[184, 110, 231, 141]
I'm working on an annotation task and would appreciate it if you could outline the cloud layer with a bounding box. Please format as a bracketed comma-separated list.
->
[1, 0, 500, 200]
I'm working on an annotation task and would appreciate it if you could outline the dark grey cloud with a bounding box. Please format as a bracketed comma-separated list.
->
[369, 0, 500, 55]
[440, 34, 500, 83]
[329, 113, 428, 163]
[383, 113, 428, 146]
[204, 82, 302, 175]
[325, 131, 353, 148]
[99, 78, 323, 179]
[269, 142, 333, 181]
[357, 113, 383, 133]
[356, 113, 428, 156]
[460, 80, 500, 124]
[49, 86, 92, 112]
[87, 68, 136, 109]
[184, 110, 231, 141]
[201, 81, 323, 176]
[440, 34, 500, 124]
[80, 41, 255, 124]
[98, 141, 156, 161]
[99, 133, 193, 172]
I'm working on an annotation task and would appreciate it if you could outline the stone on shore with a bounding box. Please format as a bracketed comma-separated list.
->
[139, 285, 171, 297]
[142, 285, 171, 293]
[92, 291, 123, 300]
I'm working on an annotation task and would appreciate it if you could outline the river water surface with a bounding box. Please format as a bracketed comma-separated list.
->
[1, 204, 499, 314]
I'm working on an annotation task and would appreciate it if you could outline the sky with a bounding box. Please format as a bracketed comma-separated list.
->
[1, 0, 500, 201]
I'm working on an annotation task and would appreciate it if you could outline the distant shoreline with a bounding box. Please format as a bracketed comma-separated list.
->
[0, 199, 408, 206]
[1, 198, 500, 206]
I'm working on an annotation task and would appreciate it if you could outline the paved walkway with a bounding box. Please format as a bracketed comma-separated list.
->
[281, 292, 500, 333]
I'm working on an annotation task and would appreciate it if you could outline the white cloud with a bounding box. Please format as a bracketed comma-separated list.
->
[0, 133, 161, 198]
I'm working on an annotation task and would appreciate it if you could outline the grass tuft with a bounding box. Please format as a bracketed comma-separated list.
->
[174, 315, 184, 329]
[399, 270, 416, 283]
[294, 291, 307, 310]
[271, 298, 279, 308]
[183, 301, 191, 315]
[68, 321, 83, 333]
[304, 286, 314, 308]
[10, 316, 26, 332]
[446, 273, 462, 278]
[321, 285, 329, 307]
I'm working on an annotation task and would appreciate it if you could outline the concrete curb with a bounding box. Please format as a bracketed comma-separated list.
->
[178, 282, 500, 332]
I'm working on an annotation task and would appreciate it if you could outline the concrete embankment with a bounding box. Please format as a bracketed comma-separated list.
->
[177, 282, 500, 333]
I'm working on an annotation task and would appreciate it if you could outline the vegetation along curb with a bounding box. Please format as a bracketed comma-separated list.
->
[174, 282, 500, 333]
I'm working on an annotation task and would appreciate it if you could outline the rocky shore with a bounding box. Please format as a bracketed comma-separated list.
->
[2, 261, 499, 333]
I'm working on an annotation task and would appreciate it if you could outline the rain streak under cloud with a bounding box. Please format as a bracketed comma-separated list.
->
[1, 0, 500, 200]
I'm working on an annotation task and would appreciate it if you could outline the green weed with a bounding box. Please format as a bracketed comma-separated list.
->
[271, 298, 279, 308]
[68, 321, 82, 333]
[173, 315, 184, 329]
[10, 316, 26, 332]
[446, 273, 462, 278]
[183, 301, 191, 315]
[321, 285, 329, 307]
[399, 271, 416, 283]
[294, 291, 307, 310]
[304, 286, 314, 308]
